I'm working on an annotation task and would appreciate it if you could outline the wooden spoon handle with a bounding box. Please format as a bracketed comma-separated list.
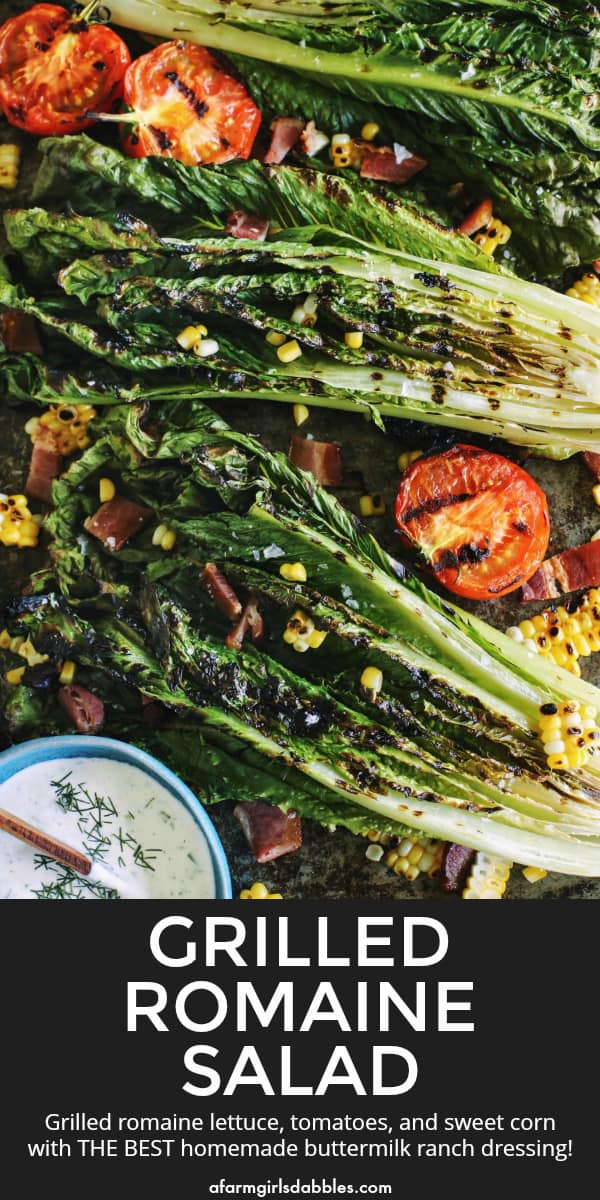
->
[0, 806, 92, 876]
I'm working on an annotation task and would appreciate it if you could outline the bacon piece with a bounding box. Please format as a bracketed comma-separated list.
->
[289, 435, 343, 487]
[582, 451, 600, 481]
[84, 496, 153, 551]
[441, 843, 475, 894]
[25, 426, 62, 504]
[263, 117, 304, 164]
[458, 198, 493, 237]
[1, 310, 42, 355]
[225, 210, 270, 241]
[58, 684, 105, 734]
[360, 143, 427, 184]
[298, 120, 329, 157]
[521, 539, 600, 601]
[226, 596, 264, 650]
[234, 800, 302, 863]
[200, 562, 242, 621]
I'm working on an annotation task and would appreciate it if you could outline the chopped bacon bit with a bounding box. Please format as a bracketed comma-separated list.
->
[263, 116, 304, 164]
[441, 843, 475, 893]
[582, 451, 600, 481]
[225, 210, 270, 241]
[1, 310, 42, 355]
[360, 143, 427, 184]
[458, 198, 493, 238]
[84, 496, 152, 551]
[289, 435, 343, 487]
[298, 119, 329, 157]
[58, 684, 105, 734]
[234, 800, 302, 863]
[226, 595, 264, 650]
[521, 539, 600, 601]
[200, 562, 242, 620]
[25, 426, 62, 504]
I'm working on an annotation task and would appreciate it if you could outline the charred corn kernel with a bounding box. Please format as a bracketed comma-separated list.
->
[365, 843, 384, 862]
[176, 324, 207, 350]
[276, 339, 302, 363]
[266, 331, 286, 347]
[330, 132, 354, 168]
[280, 562, 307, 583]
[361, 666, 383, 694]
[462, 852, 512, 899]
[361, 122, 380, 141]
[283, 627, 299, 645]
[160, 529, 177, 551]
[240, 882, 282, 900]
[522, 866, 547, 884]
[345, 330, 364, 349]
[506, 597, 600, 676]
[307, 629, 327, 649]
[99, 478, 115, 503]
[291, 304, 317, 328]
[5, 666, 25, 686]
[36, 403, 97, 455]
[384, 838, 443, 881]
[473, 217, 512, 255]
[293, 403, 310, 427]
[59, 660, 76, 685]
[0, 143, 21, 189]
[567, 272, 600, 306]
[152, 524, 168, 547]
[17, 638, 48, 668]
[397, 449, 423, 472]
[538, 697, 600, 769]
[0, 494, 40, 549]
[193, 337, 219, 357]
[359, 492, 385, 517]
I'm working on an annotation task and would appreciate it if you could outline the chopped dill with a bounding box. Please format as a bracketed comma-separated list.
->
[31, 856, 119, 900]
[49, 771, 163, 872]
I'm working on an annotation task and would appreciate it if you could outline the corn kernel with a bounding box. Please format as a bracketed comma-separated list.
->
[152, 524, 168, 547]
[176, 324, 207, 350]
[547, 752, 569, 770]
[279, 562, 307, 582]
[361, 122, 380, 142]
[345, 330, 364, 349]
[283, 627, 299, 645]
[522, 866, 547, 884]
[99, 477, 115, 503]
[5, 666, 25, 685]
[292, 638, 310, 653]
[161, 529, 177, 551]
[361, 666, 383, 694]
[17, 638, 48, 668]
[59, 660, 77, 685]
[193, 337, 219, 358]
[593, 484, 600, 507]
[397, 449, 423, 472]
[0, 493, 40, 549]
[240, 882, 282, 900]
[0, 143, 21, 190]
[473, 217, 512, 255]
[293, 403, 310, 427]
[359, 492, 385, 517]
[365, 843, 384, 861]
[36, 403, 96, 456]
[266, 331, 287, 347]
[24, 416, 40, 438]
[277, 340, 302, 363]
[567, 273, 600, 307]
[0, 630, 11, 649]
[307, 629, 327, 649]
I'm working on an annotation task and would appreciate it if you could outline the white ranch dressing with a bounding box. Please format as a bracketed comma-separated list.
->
[0, 756, 215, 899]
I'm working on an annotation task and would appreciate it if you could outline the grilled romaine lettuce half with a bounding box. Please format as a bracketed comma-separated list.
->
[7, 396, 600, 875]
[3, 207, 600, 457]
[106, 0, 600, 276]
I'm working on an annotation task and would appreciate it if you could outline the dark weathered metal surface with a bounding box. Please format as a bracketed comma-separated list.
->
[1, 0, 598, 898]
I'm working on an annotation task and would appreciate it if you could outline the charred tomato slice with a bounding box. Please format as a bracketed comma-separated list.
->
[0, 3, 130, 135]
[394, 444, 550, 600]
[121, 41, 261, 165]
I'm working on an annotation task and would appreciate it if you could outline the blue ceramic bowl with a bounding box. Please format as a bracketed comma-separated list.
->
[0, 735, 231, 898]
